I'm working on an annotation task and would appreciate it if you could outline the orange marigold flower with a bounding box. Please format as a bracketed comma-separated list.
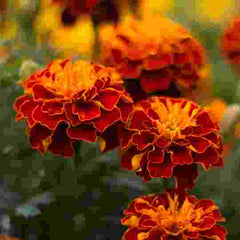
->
[14, 59, 133, 157]
[204, 98, 227, 123]
[119, 97, 223, 189]
[220, 17, 240, 66]
[100, 16, 206, 100]
[121, 189, 227, 240]
[51, 0, 100, 15]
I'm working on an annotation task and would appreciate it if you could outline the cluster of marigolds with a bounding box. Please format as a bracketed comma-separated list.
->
[11, 0, 240, 239]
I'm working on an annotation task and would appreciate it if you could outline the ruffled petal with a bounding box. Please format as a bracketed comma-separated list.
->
[29, 123, 52, 154]
[41, 100, 64, 115]
[33, 105, 66, 130]
[95, 88, 120, 110]
[19, 100, 40, 126]
[72, 102, 101, 121]
[169, 145, 193, 165]
[64, 103, 81, 126]
[200, 225, 227, 240]
[130, 111, 152, 130]
[48, 123, 74, 157]
[147, 161, 174, 178]
[94, 107, 121, 132]
[194, 147, 221, 170]
[147, 147, 164, 163]
[187, 136, 210, 153]
[67, 124, 97, 142]
[33, 84, 62, 100]
[132, 131, 155, 151]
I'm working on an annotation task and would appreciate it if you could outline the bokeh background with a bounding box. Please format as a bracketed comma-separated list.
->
[0, 0, 240, 239]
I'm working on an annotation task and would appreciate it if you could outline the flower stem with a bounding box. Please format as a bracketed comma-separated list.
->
[74, 141, 82, 168]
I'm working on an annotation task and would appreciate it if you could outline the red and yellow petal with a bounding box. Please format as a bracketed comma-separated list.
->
[72, 102, 101, 121]
[95, 88, 120, 111]
[132, 131, 155, 151]
[94, 107, 121, 132]
[33, 105, 67, 130]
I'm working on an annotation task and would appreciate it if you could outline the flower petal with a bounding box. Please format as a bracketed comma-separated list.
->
[72, 102, 101, 121]
[196, 111, 216, 133]
[67, 124, 97, 142]
[147, 158, 174, 178]
[187, 136, 210, 153]
[132, 131, 155, 151]
[117, 98, 133, 122]
[143, 54, 172, 70]
[41, 100, 64, 116]
[29, 123, 52, 154]
[94, 107, 121, 132]
[122, 228, 141, 240]
[194, 147, 220, 170]
[19, 100, 40, 126]
[64, 103, 81, 126]
[130, 111, 152, 130]
[169, 146, 193, 165]
[173, 164, 199, 189]
[140, 73, 171, 93]
[33, 84, 62, 100]
[33, 105, 66, 130]
[95, 88, 120, 110]
[147, 147, 164, 163]
[48, 123, 74, 157]
[200, 225, 227, 240]
[14, 94, 31, 111]
[121, 147, 142, 170]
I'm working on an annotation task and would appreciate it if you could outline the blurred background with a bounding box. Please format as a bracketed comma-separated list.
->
[1, 0, 240, 239]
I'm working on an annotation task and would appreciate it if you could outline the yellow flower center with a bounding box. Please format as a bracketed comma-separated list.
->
[42, 60, 105, 98]
[150, 98, 199, 139]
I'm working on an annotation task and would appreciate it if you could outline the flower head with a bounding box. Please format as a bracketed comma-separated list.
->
[100, 15, 206, 99]
[220, 17, 240, 66]
[204, 98, 227, 123]
[121, 189, 227, 240]
[34, 2, 95, 58]
[119, 97, 223, 189]
[14, 59, 133, 157]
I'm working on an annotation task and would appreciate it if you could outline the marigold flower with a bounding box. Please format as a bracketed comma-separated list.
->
[121, 189, 227, 240]
[220, 17, 240, 66]
[204, 98, 227, 123]
[34, 3, 95, 58]
[14, 59, 133, 157]
[119, 97, 223, 189]
[100, 15, 206, 99]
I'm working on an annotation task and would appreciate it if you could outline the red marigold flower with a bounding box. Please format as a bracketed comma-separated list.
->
[51, 0, 100, 15]
[220, 17, 240, 66]
[100, 16, 206, 99]
[14, 59, 133, 157]
[121, 189, 227, 240]
[119, 96, 223, 189]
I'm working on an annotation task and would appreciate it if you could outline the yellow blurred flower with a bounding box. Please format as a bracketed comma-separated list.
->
[0, 0, 17, 41]
[204, 98, 227, 123]
[34, 0, 95, 58]
[197, 0, 235, 23]
[137, 0, 172, 19]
